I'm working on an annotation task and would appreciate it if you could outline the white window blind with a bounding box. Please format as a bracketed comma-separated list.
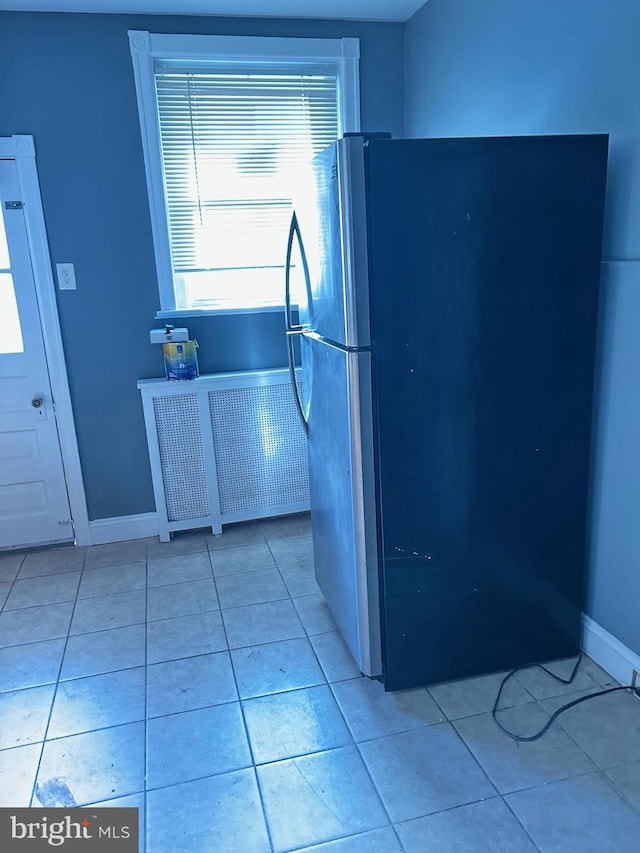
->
[154, 68, 339, 311]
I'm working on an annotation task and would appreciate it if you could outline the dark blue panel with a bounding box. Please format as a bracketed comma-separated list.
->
[365, 135, 608, 689]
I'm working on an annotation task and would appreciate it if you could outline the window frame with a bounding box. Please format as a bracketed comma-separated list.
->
[128, 30, 361, 317]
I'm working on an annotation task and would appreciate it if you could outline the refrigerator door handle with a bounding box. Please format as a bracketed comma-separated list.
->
[286, 333, 309, 437]
[284, 210, 309, 436]
[284, 210, 313, 332]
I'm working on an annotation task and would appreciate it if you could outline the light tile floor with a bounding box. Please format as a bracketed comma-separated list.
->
[1, 513, 639, 852]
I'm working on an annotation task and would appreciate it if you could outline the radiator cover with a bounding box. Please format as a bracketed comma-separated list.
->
[138, 369, 309, 541]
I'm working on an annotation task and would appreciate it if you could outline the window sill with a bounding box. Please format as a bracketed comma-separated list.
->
[155, 305, 290, 320]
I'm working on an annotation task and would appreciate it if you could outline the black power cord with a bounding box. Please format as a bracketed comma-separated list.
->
[492, 653, 640, 742]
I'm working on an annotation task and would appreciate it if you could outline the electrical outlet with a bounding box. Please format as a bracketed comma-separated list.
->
[56, 262, 77, 290]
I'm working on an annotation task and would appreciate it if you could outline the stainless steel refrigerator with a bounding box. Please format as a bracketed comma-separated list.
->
[285, 133, 608, 691]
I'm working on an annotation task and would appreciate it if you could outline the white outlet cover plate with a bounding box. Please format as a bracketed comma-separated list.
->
[56, 262, 77, 290]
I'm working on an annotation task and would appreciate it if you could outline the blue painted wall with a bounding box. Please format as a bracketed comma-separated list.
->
[0, 11, 405, 520]
[406, 0, 640, 655]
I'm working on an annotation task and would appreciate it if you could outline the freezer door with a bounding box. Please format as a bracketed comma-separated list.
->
[301, 333, 381, 675]
[294, 138, 371, 347]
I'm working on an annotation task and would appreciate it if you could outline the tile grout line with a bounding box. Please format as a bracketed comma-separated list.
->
[28, 546, 87, 808]
[342, 690, 506, 847]
[215, 544, 277, 853]
[500, 794, 544, 853]
[350, 736, 408, 850]
[264, 534, 401, 850]
[500, 764, 640, 850]
[0, 551, 25, 616]
[502, 764, 634, 798]
[499, 791, 546, 853]
[447, 704, 539, 801]
[596, 766, 640, 815]
[391, 793, 520, 844]
[427, 702, 502, 801]
[533, 691, 622, 772]
[249, 523, 354, 851]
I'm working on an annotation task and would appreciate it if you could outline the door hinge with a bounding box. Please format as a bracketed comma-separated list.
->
[4, 200, 24, 210]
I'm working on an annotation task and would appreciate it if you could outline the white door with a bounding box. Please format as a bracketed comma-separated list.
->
[0, 158, 73, 549]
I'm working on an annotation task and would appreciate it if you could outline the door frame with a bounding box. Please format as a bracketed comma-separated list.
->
[0, 134, 89, 545]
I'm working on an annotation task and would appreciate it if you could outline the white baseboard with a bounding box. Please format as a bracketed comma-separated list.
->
[80, 512, 159, 546]
[581, 613, 640, 686]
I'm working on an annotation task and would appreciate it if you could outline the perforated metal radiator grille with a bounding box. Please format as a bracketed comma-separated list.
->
[153, 394, 209, 521]
[209, 382, 309, 515]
